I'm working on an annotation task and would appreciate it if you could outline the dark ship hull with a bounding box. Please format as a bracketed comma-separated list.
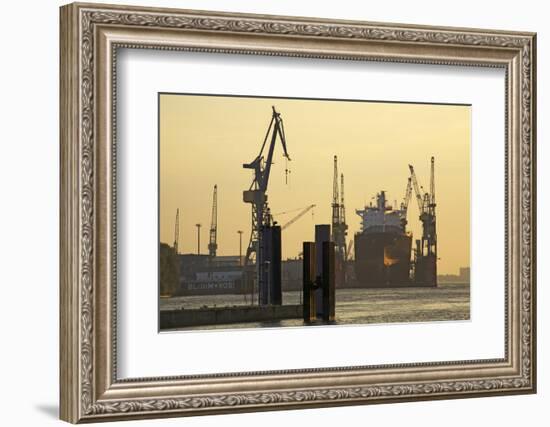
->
[354, 231, 412, 287]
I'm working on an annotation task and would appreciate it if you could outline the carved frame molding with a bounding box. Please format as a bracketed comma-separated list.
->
[60, 2, 536, 423]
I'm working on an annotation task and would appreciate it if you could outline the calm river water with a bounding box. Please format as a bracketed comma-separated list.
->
[160, 283, 469, 331]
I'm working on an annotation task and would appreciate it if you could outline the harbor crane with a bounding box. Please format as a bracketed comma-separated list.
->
[242, 106, 291, 304]
[208, 184, 218, 258]
[409, 157, 437, 255]
[173, 208, 180, 254]
[408, 157, 437, 285]
[332, 155, 348, 286]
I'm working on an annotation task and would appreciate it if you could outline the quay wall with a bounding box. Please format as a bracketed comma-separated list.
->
[160, 304, 303, 329]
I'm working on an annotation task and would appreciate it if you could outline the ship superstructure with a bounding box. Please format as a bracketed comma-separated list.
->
[356, 191, 407, 235]
[354, 191, 412, 286]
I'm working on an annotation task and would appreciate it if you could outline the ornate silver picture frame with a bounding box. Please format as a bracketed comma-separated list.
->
[60, 2, 536, 423]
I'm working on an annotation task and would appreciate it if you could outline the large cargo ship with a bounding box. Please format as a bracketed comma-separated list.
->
[354, 191, 412, 287]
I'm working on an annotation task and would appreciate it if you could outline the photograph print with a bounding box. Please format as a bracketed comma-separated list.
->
[158, 93, 471, 331]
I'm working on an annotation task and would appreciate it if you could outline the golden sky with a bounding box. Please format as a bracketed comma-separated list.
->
[160, 94, 470, 275]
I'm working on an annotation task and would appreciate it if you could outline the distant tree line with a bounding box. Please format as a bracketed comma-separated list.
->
[160, 243, 178, 296]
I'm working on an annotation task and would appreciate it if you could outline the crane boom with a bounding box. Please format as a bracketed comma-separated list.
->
[281, 204, 315, 230]
[408, 164, 424, 213]
[340, 173, 346, 225]
[401, 177, 412, 212]
[244, 106, 290, 193]
[208, 185, 218, 258]
[272, 206, 308, 216]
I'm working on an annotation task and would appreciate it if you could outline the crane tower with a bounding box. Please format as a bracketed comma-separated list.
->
[331, 156, 348, 287]
[408, 156, 437, 286]
[173, 208, 179, 254]
[208, 184, 218, 258]
[243, 106, 290, 305]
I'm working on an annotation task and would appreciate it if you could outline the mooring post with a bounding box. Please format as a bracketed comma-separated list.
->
[315, 225, 331, 317]
[260, 225, 283, 305]
[302, 242, 316, 322]
[322, 241, 336, 322]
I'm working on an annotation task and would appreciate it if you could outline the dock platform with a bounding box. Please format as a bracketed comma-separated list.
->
[160, 304, 303, 329]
